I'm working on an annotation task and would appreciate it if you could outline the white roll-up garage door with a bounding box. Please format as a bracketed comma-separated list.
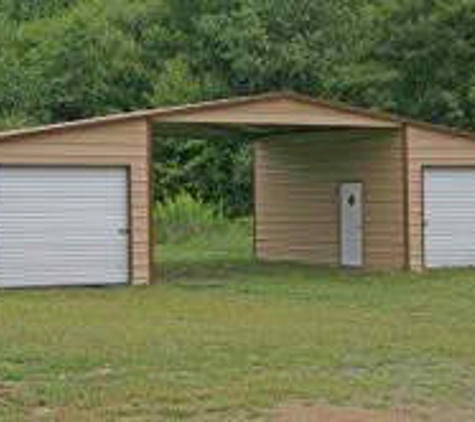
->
[0, 167, 129, 288]
[424, 168, 475, 268]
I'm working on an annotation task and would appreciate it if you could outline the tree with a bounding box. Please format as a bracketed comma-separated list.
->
[363, 0, 475, 129]
[0, 0, 80, 22]
[0, 1, 150, 123]
[191, 0, 373, 95]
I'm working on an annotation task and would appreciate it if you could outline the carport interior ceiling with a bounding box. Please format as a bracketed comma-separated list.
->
[151, 122, 399, 141]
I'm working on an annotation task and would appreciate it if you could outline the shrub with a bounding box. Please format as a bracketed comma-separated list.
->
[155, 193, 226, 244]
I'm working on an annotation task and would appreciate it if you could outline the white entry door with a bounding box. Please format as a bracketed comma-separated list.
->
[0, 167, 129, 288]
[340, 182, 363, 267]
[424, 168, 475, 268]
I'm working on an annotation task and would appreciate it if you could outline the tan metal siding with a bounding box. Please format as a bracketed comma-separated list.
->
[407, 125, 475, 270]
[255, 130, 405, 270]
[0, 118, 151, 285]
[156, 97, 398, 128]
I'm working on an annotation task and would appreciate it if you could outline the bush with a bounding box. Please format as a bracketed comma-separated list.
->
[153, 135, 252, 219]
[155, 193, 226, 244]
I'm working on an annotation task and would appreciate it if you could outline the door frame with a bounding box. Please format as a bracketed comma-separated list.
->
[0, 163, 132, 287]
[338, 181, 365, 268]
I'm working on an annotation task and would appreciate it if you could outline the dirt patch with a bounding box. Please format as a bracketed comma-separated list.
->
[0, 382, 17, 403]
[275, 404, 411, 422]
[274, 403, 475, 422]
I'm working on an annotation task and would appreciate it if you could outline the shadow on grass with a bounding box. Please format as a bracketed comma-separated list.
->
[157, 258, 286, 284]
[155, 255, 475, 293]
[156, 257, 378, 288]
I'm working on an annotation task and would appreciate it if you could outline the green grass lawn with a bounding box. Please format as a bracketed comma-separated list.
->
[2, 224, 475, 420]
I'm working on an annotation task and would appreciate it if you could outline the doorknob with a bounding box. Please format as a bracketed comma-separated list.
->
[118, 228, 130, 235]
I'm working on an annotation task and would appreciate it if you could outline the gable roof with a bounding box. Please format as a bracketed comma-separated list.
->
[150, 91, 399, 129]
[0, 91, 473, 141]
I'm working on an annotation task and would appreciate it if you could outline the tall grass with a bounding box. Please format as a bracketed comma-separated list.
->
[155, 193, 226, 244]
[155, 193, 252, 262]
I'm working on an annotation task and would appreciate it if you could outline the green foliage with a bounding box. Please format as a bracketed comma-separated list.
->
[0, 3, 149, 122]
[148, 56, 223, 106]
[0, 112, 34, 131]
[155, 192, 225, 244]
[0, 0, 79, 22]
[193, 0, 373, 94]
[153, 134, 252, 217]
[344, 0, 475, 128]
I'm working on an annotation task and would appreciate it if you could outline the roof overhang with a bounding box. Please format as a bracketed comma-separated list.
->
[0, 91, 472, 142]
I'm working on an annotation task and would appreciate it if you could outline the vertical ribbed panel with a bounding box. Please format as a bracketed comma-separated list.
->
[424, 169, 475, 268]
[255, 130, 405, 270]
[0, 167, 128, 287]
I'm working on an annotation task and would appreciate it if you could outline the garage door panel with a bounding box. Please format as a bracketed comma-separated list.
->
[424, 168, 475, 268]
[0, 167, 129, 288]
